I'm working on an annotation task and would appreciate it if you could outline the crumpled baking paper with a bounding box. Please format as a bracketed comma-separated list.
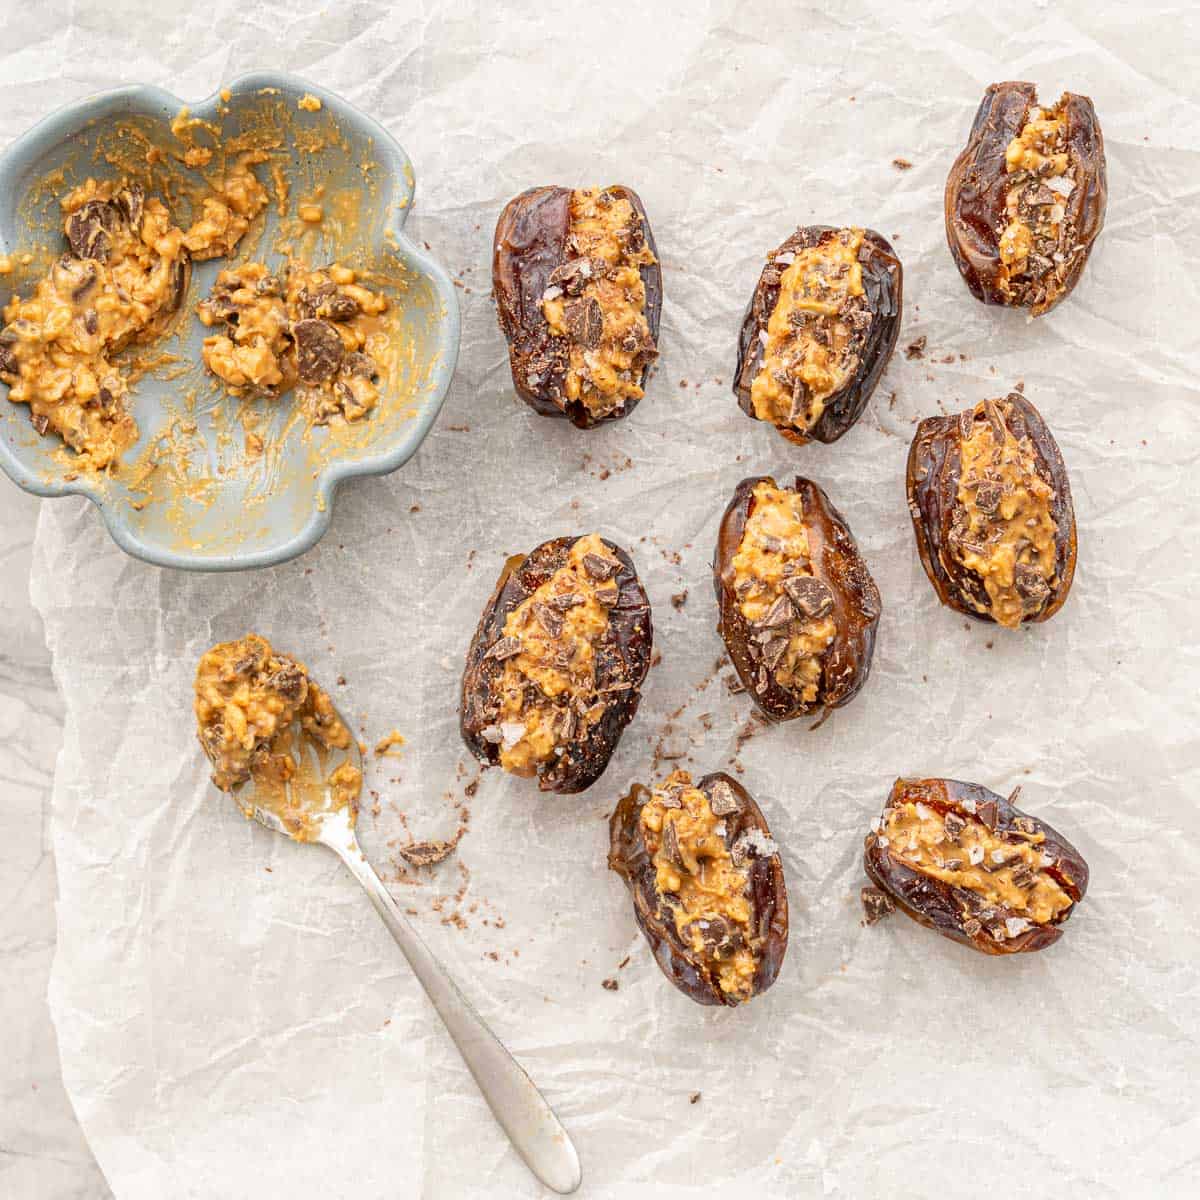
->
[20, 1, 1200, 1195]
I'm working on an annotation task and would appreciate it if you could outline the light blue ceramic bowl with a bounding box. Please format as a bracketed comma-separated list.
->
[0, 73, 460, 570]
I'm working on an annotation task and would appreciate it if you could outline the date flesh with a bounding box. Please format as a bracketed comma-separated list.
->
[945, 81, 1106, 316]
[492, 184, 662, 429]
[906, 391, 1076, 628]
[608, 770, 788, 1006]
[460, 534, 653, 794]
[863, 777, 1089, 955]
[715, 475, 881, 721]
[733, 226, 901, 444]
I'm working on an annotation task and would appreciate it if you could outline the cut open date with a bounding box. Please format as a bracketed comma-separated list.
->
[733, 226, 901, 444]
[907, 391, 1076, 629]
[492, 184, 662, 428]
[608, 769, 788, 1006]
[715, 475, 881, 721]
[460, 534, 653, 793]
[863, 777, 1088, 955]
[945, 81, 1106, 316]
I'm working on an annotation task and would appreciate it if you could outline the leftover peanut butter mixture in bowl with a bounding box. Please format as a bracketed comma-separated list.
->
[0, 73, 459, 569]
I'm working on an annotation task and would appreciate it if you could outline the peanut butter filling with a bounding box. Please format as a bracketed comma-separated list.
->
[999, 101, 1076, 306]
[195, 633, 359, 840]
[880, 800, 1073, 931]
[750, 228, 868, 434]
[640, 771, 758, 1001]
[198, 260, 388, 424]
[0, 163, 266, 469]
[951, 399, 1058, 628]
[480, 535, 621, 776]
[731, 481, 836, 701]
[540, 187, 656, 418]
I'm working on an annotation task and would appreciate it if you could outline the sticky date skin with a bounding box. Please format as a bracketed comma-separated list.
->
[863, 777, 1089, 956]
[714, 476, 881, 722]
[945, 81, 1107, 316]
[608, 772, 788, 1006]
[459, 536, 653, 794]
[733, 226, 902, 444]
[906, 392, 1077, 625]
[492, 185, 662, 428]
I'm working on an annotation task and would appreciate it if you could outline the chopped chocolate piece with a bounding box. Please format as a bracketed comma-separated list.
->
[65, 200, 119, 261]
[783, 575, 834, 619]
[564, 296, 604, 349]
[323, 292, 360, 322]
[1014, 562, 1051, 604]
[973, 480, 1003, 515]
[398, 839, 457, 868]
[758, 595, 794, 631]
[707, 779, 742, 816]
[582, 552, 617, 580]
[292, 318, 344, 383]
[977, 799, 999, 830]
[532, 602, 564, 638]
[483, 636, 523, 661]
[115, 183, 144, 231]
[266, 662, 307, 702]
[860, 886, 894, 925]
[660, 821, 683, 870]
[601, 977, 619, 991]
[340, 351, 377, 379]
[548, 591, 584, 611]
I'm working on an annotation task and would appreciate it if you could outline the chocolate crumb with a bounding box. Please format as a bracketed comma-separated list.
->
[601, 978, 619, 992]
[689, 1092, 701, 1104]
[671, 591, 688, 610]
[905, 336, 926, 360]
[892, 157, 913, 170]
[860, 886, 894, 925]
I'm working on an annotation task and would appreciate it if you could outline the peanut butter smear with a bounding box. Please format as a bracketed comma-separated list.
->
[640, 771, 758, 1001]
[751, 228, 867, 434]
[881, 799, 1073, 929]
[0, 161, 267, 470]
[194, 633, 360, 841]
[999, 101, 1075, 306]
[480, 535, 620, 776]
[198, 260, 388, 423]
[731, 481, 836, 701]
[951, 398, 1058, 628]
[540, 187, 657, 418]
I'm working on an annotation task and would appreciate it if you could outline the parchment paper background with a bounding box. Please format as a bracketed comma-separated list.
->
[14, 1, 1200, 1195]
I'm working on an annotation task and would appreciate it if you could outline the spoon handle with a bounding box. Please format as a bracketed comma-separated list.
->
[327, 830, 582, 1195]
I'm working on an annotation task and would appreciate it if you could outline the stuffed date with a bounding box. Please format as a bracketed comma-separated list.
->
[863, 777, 1089, 955]
[492, 184, 661, 428]
[907, 392, 1076, 629]
[733, 226, 901, 444]
[945, 81, 1106, 316]
[715, 475, 880, 721]
[608, 769, 788, 1006]
[460, 534, 652, 793]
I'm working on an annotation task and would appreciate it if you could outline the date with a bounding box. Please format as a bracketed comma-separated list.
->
[907, 391, 1076, 628]
[492, 184, 662, 428]
[863, 777, 1089, 955]
[733, 226, 901, 444]
[945, 81, 1106, 316]
[715, 475, 881, 721]
[460, 534, 653, 793]
[608, 769, 788, 1006]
